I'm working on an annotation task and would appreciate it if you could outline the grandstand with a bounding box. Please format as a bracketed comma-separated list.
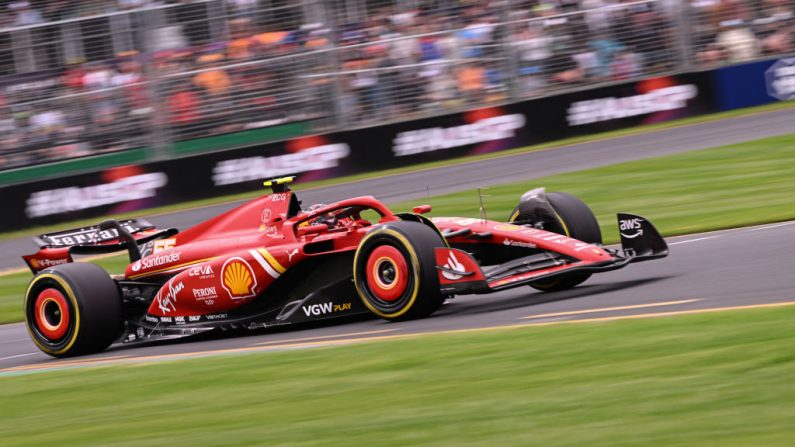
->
[0, 0, 792, 169]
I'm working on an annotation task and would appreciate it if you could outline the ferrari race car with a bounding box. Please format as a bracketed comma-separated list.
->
[22, 177, 668, 357]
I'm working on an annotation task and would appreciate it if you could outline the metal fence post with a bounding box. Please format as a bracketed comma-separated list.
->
[316, 0, 346, 129]
[137, 7, 174, 162]
[674, 0, 694, 72]
[499, 0, 520, 102]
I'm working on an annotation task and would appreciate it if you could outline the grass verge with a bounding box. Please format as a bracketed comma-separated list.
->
[2, 305, 794, 446]
[1, 133, 793, 324]
[1, 100, 792, 242]
[393, 132, 795, 243]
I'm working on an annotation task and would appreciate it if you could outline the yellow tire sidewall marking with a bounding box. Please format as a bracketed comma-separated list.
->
[24, 273, 81, 355]
[354, 228, 421, 319]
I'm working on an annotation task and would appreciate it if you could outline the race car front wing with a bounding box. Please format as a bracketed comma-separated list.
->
[436, 213, 668, 294]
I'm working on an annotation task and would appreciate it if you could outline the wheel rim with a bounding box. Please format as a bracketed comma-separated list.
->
[33, 288, 71, 341]
[365, 245, 409, 302]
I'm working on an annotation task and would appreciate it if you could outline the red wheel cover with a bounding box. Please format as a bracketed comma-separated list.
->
[34, 288, 71, 340]
[365, 245, 409, 301]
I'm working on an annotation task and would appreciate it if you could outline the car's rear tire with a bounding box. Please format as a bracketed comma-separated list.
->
[24, 263, 123, 357]
[510, 192, 602, 291]
[354, 221, 446, 321]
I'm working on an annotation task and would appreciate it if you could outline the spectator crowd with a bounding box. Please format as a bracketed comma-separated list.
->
[0, 0, 792, 169]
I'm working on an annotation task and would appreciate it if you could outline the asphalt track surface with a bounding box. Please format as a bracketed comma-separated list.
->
[1, 106, 794, 270]
[1, 108, 793, 373]
[1, 221, 794, 373]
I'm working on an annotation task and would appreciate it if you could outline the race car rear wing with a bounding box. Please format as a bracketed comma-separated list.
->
[23, 218, 178, 274]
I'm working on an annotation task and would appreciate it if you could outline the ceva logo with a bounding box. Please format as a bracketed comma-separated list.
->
[766, 58, 795, 101]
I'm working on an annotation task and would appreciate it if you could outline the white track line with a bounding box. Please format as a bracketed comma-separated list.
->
[0, 352, 37, 361]
[668, 236, 719, 245]
[745, 221, 795, 232]
[522, 299, 701, 320]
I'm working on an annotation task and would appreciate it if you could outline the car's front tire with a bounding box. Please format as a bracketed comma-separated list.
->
[510, 191, 602, 291]
[24, 263, 123, 357]
[354, 221, 446, 321]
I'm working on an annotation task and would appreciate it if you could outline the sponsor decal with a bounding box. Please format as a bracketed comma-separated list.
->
[221, 257, 258, 299]
[39, 222, 145, 246]
[206, 313, 228, 320]
[302, 302, 352, 317]
[495, 224, 522, 232]
[393, 114, 526, 156]
[261, 209, 272, 223]
[212, 144, 350, 186]
[153, 238, 176, 254]
[188, 264, 215, 279]
[139, 240, 155, 258]
[619, 218, 644, 239]
[175, 316, 186, 325]
[765, 58, 795, 101]
[188, 315, 201, 322]
[518, 227, 599, 252]
[132, 251, 181, 272]
[286, 248, 299, 262]
[192, 287, 218, 300]
[442, 251, 467, 281]
[270, 193, 287, 202]
[144, 315, 159, 324]
[333, 302, 352, 312]
[503, 239, 536, 249]
[258, 224, 279, 236]
[30, 258, 68, 269]
[567, 85, 698, 126]
[303, 302, 332, 316]
[156, 279, 184, 314]
[26, 173, 168, 218]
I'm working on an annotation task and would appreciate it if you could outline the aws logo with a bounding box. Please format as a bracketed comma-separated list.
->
[619, 218, 644, 239]
[221, 257, 257, 299]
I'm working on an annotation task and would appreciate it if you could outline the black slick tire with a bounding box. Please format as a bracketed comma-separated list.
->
[354, 221, 446, 321]
[24, 263, 123, 357]
[510, 192, 602, 291]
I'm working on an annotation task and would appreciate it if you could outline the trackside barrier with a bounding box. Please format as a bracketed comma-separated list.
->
[1, 69, 723, 231]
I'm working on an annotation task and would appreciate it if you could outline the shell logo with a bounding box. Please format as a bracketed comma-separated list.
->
[221, 257, 258, 299]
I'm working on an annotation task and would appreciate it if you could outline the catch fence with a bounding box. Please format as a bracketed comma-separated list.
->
[0, 0, 791, 169]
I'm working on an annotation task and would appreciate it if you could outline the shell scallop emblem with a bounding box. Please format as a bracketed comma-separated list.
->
[221, 258, 258, 299]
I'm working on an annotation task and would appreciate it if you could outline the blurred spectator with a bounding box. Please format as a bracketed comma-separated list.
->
[227, 18, 255, 59]
[717, 22, 761, 61]
[694, 0, 765, 64]
[193, 54, 230, 95]
[457, 62, 486, 103]
[166, 81, 201, 130]
[10, 1, 43, 26]
[28, 108, 65, 139]
[0, 0, 792, 171]
[755, 0, 794, 55]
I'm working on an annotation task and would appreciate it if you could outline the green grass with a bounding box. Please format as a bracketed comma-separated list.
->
[395, 133, 795, 244]
[1, 133, 793, 325]
[1, 100, 792, 242]
[0, 255, 129, 324]
[2, 305, 794, 446]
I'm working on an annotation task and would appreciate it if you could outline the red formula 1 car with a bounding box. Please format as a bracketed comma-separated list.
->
[22, 177, 668, 357]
